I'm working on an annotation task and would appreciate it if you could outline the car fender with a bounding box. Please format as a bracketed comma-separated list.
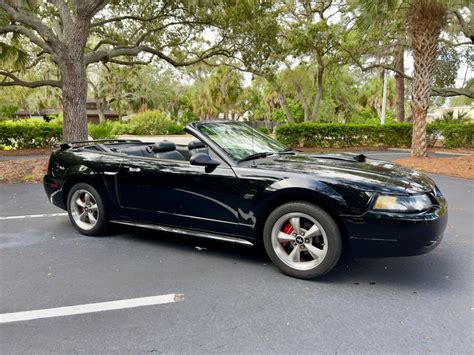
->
[62, 165, 119, 211]
[256, 177, 351, 215]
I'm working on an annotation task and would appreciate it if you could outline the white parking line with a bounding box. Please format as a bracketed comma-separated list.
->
[0, 293, 184, 324]
[0, 213, 68, 220]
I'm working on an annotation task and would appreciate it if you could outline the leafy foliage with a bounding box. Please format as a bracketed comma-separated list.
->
[127, 111, 184, 135]
[88, 121, 130, 139]
[275, 122, 473, 148]
[0, 119, 62, 148]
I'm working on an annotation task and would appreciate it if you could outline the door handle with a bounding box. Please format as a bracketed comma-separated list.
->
[128, 167, 141, 172]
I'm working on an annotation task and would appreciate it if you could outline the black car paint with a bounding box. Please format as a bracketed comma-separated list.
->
[44, 122, 447, 257]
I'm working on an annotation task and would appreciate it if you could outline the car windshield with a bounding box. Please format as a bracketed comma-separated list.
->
[196, 122, 287, 162]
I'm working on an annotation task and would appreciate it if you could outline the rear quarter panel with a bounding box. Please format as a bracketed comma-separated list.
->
[46, 149, 123, 213]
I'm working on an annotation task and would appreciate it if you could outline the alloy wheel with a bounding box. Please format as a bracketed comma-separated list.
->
[271, 212, 328, 271]
[70, 189, 99, 231]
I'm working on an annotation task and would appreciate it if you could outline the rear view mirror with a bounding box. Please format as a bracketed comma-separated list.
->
[190, 152, 220, 172]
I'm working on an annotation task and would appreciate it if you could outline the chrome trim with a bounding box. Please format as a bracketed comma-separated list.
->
[49, 188, 63, 204]
[103, 171, 118, 175]
[110, 220, 254, 246]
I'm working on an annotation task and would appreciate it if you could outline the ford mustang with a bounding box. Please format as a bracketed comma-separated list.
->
[44, 121, 447, 279]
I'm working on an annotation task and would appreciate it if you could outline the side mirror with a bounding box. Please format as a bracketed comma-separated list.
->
[190, 152, 220, 172]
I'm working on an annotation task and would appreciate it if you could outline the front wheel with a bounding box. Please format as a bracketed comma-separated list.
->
[67, 182, 108, 236]
[263, 202, 342, 279]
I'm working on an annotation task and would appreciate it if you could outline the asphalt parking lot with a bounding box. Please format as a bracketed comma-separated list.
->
[0, 152, 473, 354]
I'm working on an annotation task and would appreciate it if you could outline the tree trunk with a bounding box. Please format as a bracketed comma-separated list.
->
[61, 60, 88, 141]
[311, 61, 324, 121]
[277, 90, 294, 122]
[59, 16, 91, 142]
[394, 46, 405, 122]
[295, 88, 310, 122]
[302, 99, 310, 122]
[267, 77, 293, 122]
[409, 0, 447, 157]
[97, 98, 106, 124]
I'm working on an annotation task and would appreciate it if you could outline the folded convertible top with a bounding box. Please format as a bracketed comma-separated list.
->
[59, 139, 142, 151]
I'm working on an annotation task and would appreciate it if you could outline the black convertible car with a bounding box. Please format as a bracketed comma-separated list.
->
[44, 121, 447, 279]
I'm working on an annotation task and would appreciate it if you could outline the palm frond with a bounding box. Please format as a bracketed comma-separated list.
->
[0, 42, 30, 70]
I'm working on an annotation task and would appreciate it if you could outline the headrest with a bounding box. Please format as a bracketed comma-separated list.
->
[151, 141, 176, 153]
[188, 140, 206, 150]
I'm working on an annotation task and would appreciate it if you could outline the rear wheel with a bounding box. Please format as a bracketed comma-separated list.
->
[67, 183, 108, 236]
[263, 202, 342, 279]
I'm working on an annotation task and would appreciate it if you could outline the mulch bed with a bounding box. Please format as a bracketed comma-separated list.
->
[394, 155, 473, 180]
[0, 148, 53, 157]
[0, 158, 48, 183]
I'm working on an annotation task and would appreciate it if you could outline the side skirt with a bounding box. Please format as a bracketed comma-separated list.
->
[110, 220, 255, 247]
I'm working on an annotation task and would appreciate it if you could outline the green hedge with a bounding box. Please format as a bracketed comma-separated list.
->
[127, 111, 184, 135]
[88, 121, 130, 139]
[275, 122, 473, 148]
[0, 110, 185, 148]
[427, 123, 474, 148]
[2, 119, 472, 150]
[0, 120, 62, 148]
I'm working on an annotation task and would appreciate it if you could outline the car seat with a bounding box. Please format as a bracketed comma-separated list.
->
[150, 141, 185, 160]
[188, 140, 209, 156]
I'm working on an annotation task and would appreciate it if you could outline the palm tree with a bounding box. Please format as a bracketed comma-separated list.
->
[409, 0, 447, 156]
[359, 0, 448, 157]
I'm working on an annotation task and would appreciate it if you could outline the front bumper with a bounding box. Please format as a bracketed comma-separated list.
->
[344, 203, 448, 257]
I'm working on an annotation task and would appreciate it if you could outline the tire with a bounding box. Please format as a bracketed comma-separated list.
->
[66, 182, 108, 236]
[263, 202, 342, 279]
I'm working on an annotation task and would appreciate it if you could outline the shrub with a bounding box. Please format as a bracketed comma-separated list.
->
[128, 111, 184, 135]
[0, 104, 18, 121]
[257, 127, 271, 135]
[88, 121, 116, 139]
[271, 99, 304, 123]
[179, 111, 199, 125]
[88, 121, 130, 139]
[428, 123, 474, 148]
[275, 122, 473, 148]
[0, 119, 62, 148]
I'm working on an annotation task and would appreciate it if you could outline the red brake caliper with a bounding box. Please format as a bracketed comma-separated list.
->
[281, 222, 294, 247]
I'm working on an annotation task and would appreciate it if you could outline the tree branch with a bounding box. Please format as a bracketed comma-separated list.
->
[76, 0, 108, 19]
[361, 63, 413, 80]
[108, 57, 155, 66]
[91, 5, 169, 28]
[47, 0, 73, 29]
[451, 10, 474, 44]
[0, 1, 62, 50]
[85, 45, 230, 67]
[0, 70, 62, 88]
[0, 25, 53, 53]
[91, 11, 169, 28]
[342, 47, 413, 79]
[431, 87, 474, 98]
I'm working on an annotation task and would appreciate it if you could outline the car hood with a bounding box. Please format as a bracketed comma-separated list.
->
[252, 153, 435, 194]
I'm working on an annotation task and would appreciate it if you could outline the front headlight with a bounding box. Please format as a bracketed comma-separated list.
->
[373, 194, 432, 212]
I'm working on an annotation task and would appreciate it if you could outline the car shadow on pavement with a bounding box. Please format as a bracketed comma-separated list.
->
[110, 224, 268, 264]
[321, 253, 455, 291]
[109, 224, 454, 291]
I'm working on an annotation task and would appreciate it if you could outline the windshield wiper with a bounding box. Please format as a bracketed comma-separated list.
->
[239, 148, 299, 162]
[238, 152, 275, 162]
[278, 148, 297, 155]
